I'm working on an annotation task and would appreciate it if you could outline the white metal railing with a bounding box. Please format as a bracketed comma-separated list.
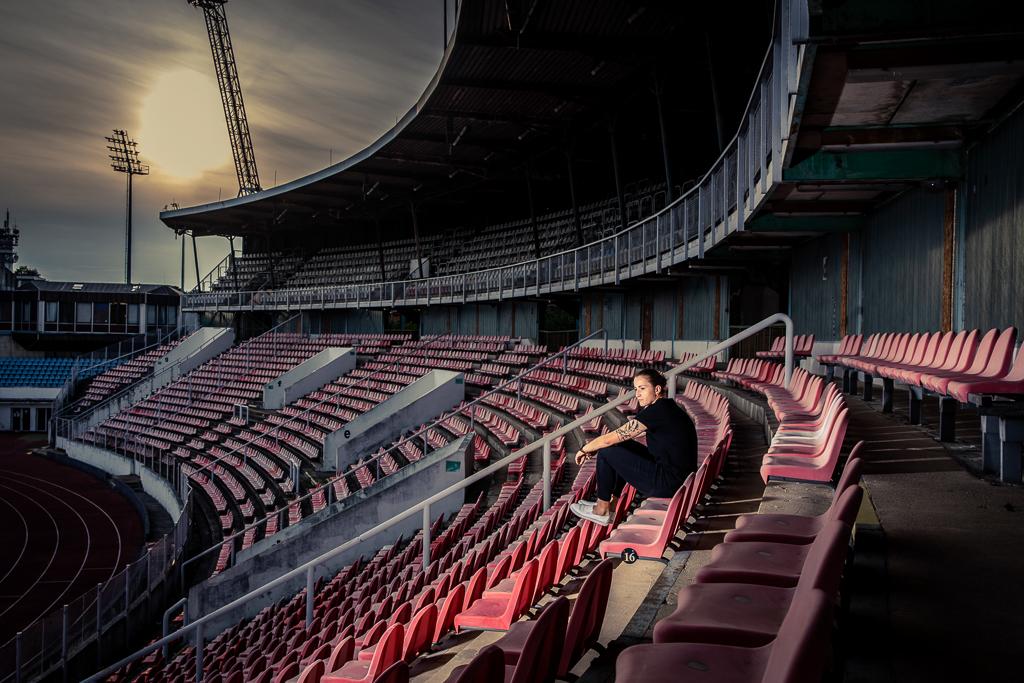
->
[83, 312, 793, 683]
[180, 2, 807, 315]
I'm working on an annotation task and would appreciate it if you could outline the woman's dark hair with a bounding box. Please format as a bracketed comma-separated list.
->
[633, 368, 667, 392]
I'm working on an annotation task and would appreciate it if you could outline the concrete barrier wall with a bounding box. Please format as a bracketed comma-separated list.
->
[263, 347, 355, 410]
[323, 369, 465, 473]
[56, 437, 184, 521]
[189, 435, 473, 634]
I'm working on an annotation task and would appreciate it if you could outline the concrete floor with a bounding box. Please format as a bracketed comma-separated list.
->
[841, 391, 1024, 683]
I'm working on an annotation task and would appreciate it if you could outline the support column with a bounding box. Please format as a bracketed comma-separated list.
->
[607, 118, 626, 231]
[705, 30, 725, 153]
[525, 162, 541, 259]
[653, 70, 674, 204]
[862, 373, 874, 402]
[908, 386, 923, 425]
[409, 202, 424, 278]
[191, 231, 201, 292]
[938, 397, 957, 442]
[942, 186, 956, 331]
[840, 233, 849, 337]
[375, 216, 387, 282]
[998, 418, 1024, 483]
[881, 378, 894, 413]
[565, 146, 583, 246]
[981, 415, 1000, 475]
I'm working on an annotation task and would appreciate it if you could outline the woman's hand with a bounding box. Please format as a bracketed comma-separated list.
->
[575, 449, 592, 466]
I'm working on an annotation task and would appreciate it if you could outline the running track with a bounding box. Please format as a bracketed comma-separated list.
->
[0, 434, 143, 646]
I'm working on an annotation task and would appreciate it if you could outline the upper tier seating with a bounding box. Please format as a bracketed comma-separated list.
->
[204, 185, 665, 293]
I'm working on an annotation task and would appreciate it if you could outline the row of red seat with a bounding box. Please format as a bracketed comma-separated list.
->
[819, 328, 1024, 403]
[715, 362, 849, 483]
[617, 453, 864, 682]
[756, 334, 815, 360]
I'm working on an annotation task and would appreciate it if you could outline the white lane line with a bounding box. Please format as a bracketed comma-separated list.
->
[0, 482, 62, 620]
[0, 469, 125, 582]
[0, 494, 29, 585]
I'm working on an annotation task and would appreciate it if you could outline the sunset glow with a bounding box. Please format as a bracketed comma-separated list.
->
[137, 69, 232, 179]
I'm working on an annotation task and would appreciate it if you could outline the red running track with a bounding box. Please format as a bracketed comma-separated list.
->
[0, 433, 143, 646]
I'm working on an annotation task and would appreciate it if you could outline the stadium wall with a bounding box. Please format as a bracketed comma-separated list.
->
[420, 301, 539, 339]
[789, 188, 946, 338]
[963, 106, 1024, 331]
[580, 277, 721, 344]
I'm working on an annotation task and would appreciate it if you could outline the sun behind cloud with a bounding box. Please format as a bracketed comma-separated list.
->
[138, 68, 233, 179]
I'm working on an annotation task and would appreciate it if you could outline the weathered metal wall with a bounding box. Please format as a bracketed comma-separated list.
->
[681, 276, 717, 339]
[788, 232, 843, 338]
[321, 309, 383, 334]
[859, 188, 945, 333]
[963, 107, 1024, 331]
[651, 286, 678, 340]
[421, 302, 538, 339]
[580, 277, 717, 343]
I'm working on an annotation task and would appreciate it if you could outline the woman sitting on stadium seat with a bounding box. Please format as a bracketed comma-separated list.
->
[570, 368, 698, 525]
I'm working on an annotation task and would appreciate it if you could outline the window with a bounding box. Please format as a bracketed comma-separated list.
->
[76, 302, 92, 323]
[45, 301, 58, 322]
[94, 302, 109, 325]
[127, 303, 139, 325]
[146, 305, 156, 325]
[111, 303, 126, 327]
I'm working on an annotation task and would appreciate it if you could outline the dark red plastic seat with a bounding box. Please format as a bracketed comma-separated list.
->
[725, 456, 863, 545]
[493, 558, 613, 678]
[695, 520, 852, 588]
[615, 589, 834, 683]
[654, 519, 851, 646]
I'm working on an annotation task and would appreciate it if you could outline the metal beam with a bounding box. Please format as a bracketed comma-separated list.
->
[746, 214, 864, 232]
[782, 149, 962, 182]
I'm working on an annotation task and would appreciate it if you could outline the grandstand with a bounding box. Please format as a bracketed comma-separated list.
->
[5, 0, 1024, 682]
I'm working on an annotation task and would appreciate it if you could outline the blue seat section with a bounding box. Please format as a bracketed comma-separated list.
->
[0, 357, 82, 388]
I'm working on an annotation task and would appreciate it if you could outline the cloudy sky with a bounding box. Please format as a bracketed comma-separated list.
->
[0, 0, 445, 287]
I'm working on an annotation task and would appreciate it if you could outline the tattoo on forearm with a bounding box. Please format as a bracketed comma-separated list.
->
[614, 419, 644, 440]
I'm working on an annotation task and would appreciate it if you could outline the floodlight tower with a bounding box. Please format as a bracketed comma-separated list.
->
[188, 0, 262, 196]
[106, 130, 149, 284]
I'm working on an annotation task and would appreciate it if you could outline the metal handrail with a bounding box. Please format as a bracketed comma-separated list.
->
[57, 326, 192, 419]
[83, 312, 794, 683]
[179, 328, 611, 574]
[56, 315, 300, 433]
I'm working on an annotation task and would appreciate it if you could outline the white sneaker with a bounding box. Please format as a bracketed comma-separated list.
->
[570, 501, 611, 525]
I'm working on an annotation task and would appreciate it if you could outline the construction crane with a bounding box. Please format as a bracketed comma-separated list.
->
[188, 0, 261, 196]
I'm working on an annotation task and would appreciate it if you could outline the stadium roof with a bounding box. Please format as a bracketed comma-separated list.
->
[160, 0, 768, 239]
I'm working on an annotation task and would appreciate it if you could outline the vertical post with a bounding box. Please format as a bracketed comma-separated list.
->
[421, 504, 431, 570]
[305, 567, 314, 627]
[608, 118, 626, 230]
[15, 632, 22, 683]
[565, 146, 583, 246]
[194, 622, 204, 683]
[783, 317, 794, 388]
[542, 440, 551, 511]
[525, 162, 541, 259]
[409, 202, 424, 280]
[95, 583, 103, 666]
[192, 232, 201, 293]
[62, 605, 69, 683]
[653, 70, 674, 205]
